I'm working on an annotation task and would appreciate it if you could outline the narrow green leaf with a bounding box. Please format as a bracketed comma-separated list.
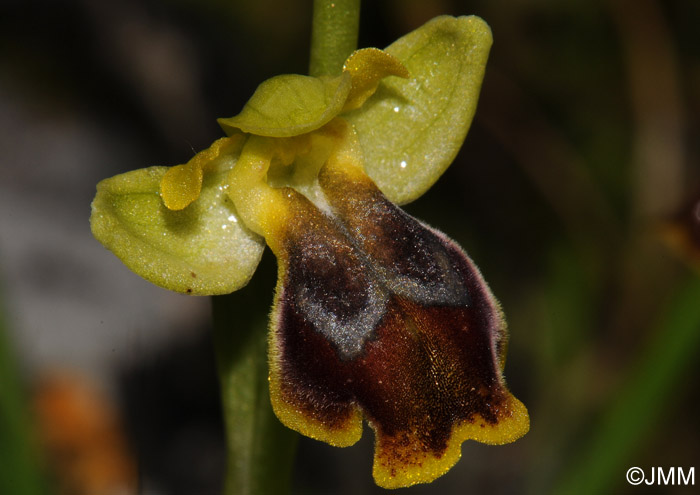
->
[346, 15, 492, 205]
[218, 73, 351, 137]
[553, 274, 700, 495]
[90, 163, 265, 295]
[0, 291, 47, 495]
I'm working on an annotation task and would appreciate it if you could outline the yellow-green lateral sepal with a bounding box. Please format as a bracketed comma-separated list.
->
[218, 73, 351, 137]
[346, 15, 493, 205]
[90, 165, 265, 295]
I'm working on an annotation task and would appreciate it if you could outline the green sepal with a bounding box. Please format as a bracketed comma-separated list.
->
[90, 164, 265, 295]
[346, 15, 492, 205]
[218, 73, 352, 137]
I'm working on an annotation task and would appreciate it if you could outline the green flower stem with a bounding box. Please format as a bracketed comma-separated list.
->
[211, 3, 364, 491]
[211, 3, 363, 493]
[309, 0, 361, 77]
[552, 273, 700, 494]
[213, 291, 298, 495]
[0, 289, 47, 495]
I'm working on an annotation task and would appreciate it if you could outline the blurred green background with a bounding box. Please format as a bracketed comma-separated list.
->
[1, 0, 699, 494]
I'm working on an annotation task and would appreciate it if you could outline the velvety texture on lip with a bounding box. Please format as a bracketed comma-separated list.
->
[268, 160, 528, 488]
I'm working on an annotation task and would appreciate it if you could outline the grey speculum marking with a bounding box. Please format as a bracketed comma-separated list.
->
[342, 195, 471, 308]
[376, 212, 471, 307]
[286, 197, 471, 359]
[287, 229, 389, 359]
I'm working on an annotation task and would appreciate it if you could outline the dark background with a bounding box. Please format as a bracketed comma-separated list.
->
[1, 0, 699, 494]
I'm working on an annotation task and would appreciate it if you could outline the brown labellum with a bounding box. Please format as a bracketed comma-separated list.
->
[268, 160, 529, 488]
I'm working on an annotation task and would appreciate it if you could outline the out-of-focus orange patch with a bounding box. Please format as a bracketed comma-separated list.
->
[32, 371, 137, 495]
[661, 190, 700, 271]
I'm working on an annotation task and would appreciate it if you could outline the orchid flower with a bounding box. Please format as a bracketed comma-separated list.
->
[90, 16, 529, 489]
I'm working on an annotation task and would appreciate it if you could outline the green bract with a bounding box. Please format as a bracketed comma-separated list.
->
[90, 15, 492, 295]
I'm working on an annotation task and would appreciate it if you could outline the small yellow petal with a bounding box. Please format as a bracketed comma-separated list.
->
[160, 135, 243, 210]
[160, 162, 204, 211]
[342, 48, 409, 111]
